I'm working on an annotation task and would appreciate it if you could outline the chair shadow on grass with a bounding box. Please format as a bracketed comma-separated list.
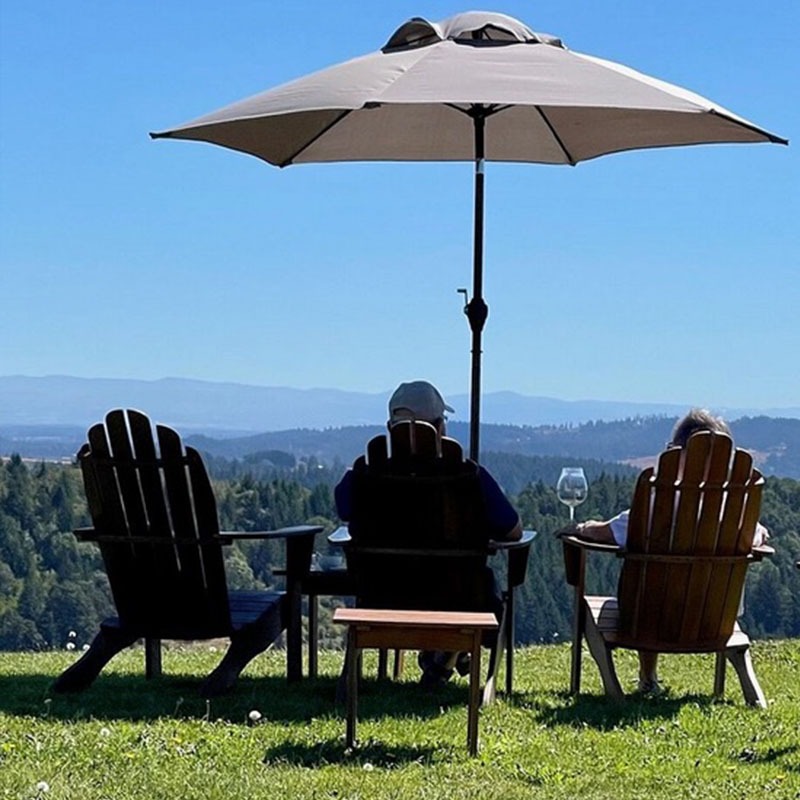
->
[0, 670, 471, 726]
[508, 687, 715, 731]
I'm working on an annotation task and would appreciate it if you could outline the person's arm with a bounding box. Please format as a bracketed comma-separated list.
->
[556, 509, 628, 546]
[333, 469, 353, 522]
[753, 521, 770, 548]
[478, 466, 522, 541]
[575, 521, 616, 544]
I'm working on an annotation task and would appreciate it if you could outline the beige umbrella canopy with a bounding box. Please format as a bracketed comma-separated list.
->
[152, 10, 786, 460]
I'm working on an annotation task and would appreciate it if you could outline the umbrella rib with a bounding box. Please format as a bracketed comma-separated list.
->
[280, 109, 353, 166]
[709, 109, 788, 145]
[535, 107, 577, 166]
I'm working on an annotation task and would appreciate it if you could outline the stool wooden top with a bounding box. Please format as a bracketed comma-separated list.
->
[333, 608, 498, 629]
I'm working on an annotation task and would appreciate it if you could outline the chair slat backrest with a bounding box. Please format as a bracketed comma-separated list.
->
[80, 409, 231, 638]
[347, 421, 491, 612]
[618, 431, 763, 651]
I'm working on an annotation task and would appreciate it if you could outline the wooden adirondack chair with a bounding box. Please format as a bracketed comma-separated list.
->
[52, 409, 321, 696]
[334, 420, 534, 704]
[562, 431, 772, 706]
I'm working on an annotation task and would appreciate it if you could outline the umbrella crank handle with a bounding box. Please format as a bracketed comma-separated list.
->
[458, 288, 488, 334]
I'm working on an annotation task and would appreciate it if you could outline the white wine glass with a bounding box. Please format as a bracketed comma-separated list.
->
[556, 467, 588, 522]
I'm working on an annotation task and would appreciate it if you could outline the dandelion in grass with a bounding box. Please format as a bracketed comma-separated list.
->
[248, 710, 262, 726]
[99, 727, 111, 738]
[362, 763, 374, 772]
[35, 781, 50, 794]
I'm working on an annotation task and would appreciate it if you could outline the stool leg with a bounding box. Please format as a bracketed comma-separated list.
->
[346, 629, 358, 749]
[467, 634, 482, 756]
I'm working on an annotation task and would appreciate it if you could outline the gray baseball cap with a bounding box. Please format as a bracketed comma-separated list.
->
[388, 381, 454, 425]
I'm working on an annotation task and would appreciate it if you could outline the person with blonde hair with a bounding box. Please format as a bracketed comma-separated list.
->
[560, 408, 769, 694]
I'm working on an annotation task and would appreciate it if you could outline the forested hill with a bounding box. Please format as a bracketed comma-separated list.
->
[188, 415, 800, 479]
[3, 414, 800, 479]
[1, 451, 799, 652]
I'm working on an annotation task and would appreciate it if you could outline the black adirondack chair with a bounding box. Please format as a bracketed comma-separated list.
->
[334, 420, 534, 703]
[52, 409, 321, 696]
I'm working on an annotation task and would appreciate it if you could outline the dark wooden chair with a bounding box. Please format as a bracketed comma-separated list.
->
[562, 431, 772, 706]
[52, 409, 321, 696]
[334, 420, 534, 704]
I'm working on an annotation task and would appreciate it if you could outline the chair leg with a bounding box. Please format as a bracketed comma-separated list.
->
[570, 584, 585, 695]
[583, 610, 624, 700]
[145, 637, 162, 679]
[726, 644, 767, 708]
[467, 635, 483, 757]
[505, 590, 515, 696]
[393, 649, 404, 679]
[713, 651, 726, 698]
[308, 593, 319, 679]
[52, 624, 138, 693]
[482, 604, 507, 706]
[200, 623, 275, 697]
[377, 649, 389, 679]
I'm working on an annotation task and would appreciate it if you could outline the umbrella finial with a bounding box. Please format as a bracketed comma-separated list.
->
[383, 12, 564, 52]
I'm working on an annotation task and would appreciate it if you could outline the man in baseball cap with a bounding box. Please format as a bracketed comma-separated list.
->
[388, 380, 454, 427]
[334, 379, 522, 687]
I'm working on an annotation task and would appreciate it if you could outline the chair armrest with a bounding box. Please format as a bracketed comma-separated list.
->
[559, 533, 621, 554]
[488, 529, 537, 551]
[560, 534, 620, 589]
[490, 530, 536, 589]
[73, 527, 98, 542]
[218, 524, 323, 541]
[220, 526, 322, 585]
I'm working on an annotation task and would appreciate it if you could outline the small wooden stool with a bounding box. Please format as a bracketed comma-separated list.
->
[333, 608, 498, 756]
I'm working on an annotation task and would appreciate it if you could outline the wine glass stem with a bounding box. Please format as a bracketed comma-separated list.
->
[569, 507, 575, 522]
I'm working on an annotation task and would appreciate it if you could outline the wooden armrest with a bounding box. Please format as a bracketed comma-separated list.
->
[489, 529, 536, 551]
[218, 525, 323, 541]
[73, 528, 223, 546]
[560, 534, 619, 589]
[559, 533, 621, 554]
[73, 527, 98, 542]
[490, 530, 536, 589]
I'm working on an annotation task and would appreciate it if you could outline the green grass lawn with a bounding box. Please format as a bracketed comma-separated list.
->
[1, 641, 798, 799]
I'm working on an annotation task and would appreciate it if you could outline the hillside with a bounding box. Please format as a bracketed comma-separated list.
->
[188, 415, 800, 480]
[4, 415, 800, 479]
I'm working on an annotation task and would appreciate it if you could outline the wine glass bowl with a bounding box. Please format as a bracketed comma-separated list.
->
[556, 467, 588, 521]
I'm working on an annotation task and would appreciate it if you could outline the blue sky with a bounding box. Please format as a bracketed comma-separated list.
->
[1, 1, 797, 414]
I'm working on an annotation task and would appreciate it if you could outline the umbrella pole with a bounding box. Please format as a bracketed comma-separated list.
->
[466, 109, 488, 463]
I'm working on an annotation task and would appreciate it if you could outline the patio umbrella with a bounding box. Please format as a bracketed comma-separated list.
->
[151, 11, 786, 461]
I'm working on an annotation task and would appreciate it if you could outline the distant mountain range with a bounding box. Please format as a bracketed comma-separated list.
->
[2, 375, 798, 432]
[2, 376, 799, 478]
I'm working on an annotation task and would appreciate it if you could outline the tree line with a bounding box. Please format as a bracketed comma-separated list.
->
[1, 452, 799, 652]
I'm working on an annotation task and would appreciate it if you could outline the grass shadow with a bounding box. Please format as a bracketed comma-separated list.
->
[507, 687, 718, 730]
[0, 671, 474, 727]
[261, 738, 444, 767]
[728, 744, 800, 774]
